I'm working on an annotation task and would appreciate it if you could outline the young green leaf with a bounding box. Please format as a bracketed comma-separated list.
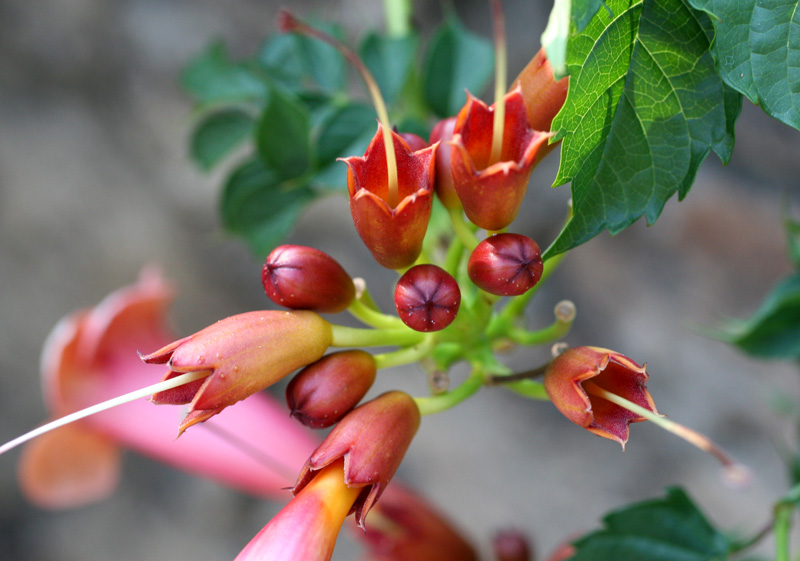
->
[293, 21, 348, 93]
[256, 34, 306, 91]
[190, 110, 254, 171]
[181, 41, 267, 105]
[220, 159, 315, 256]
[567, 487, 731, 561]
[315, 102, 377, 165]
[545, 0, 741, 259]
[256, 86, 313, 180]
[359, 32, 419, 104]
[421, 15, 494, 118]
[687, 0, 800, 132]
[708, 273, 800, 359]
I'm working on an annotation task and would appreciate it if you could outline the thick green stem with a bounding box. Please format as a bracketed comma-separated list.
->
[507, 313, 573, 345]
[414, 370, 483, 416]
[383, 0, 412, 36]
[449, 208, 480, 251]
[501, 379, 549, 400]
[443, 236, 465, 277]
[331, 324, 424, 348]
[774, 502, 793, 561]
[348, 296, 405, 329]
[374, 335, 436, 369]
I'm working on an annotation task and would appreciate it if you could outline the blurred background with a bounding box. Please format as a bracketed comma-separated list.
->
[1, 0, 798, 559]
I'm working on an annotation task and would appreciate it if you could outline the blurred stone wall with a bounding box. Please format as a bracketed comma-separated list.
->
[0, 1, 798, 560]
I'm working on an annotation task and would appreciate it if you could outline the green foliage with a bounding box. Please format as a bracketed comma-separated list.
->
[359, 32, 419, 104]
[546, 0, 741, 258]
[256, 86, 313, 180]
[190, 110, 254, 171]
[709, 272, 800, 359]
[181, 42, 267, 106]
[420, 15, 494, 118]
[221, 160, 315, 256]
[567, 488, 731, 561]
[687, 0, 800, 132]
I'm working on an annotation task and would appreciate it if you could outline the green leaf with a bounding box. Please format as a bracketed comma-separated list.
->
[421, 15, 494, 118]
[256, 34, 305, 91]
[687, 0, 800, 132]
[315, 102, 377, 165]
[294, 21, 348, 93]
[220, 159, 315, 256]
[181, 41, 267, 105]
[708, 272, 800, 359]
[568, 488, 730, 561]
[256, 86, 313, 180]
[359, 32, 419, 104]
[545, 0, 741, 258]
[190, 110, 254, 171]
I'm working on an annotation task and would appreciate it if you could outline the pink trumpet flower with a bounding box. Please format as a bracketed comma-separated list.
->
[17, 268, 317, 509]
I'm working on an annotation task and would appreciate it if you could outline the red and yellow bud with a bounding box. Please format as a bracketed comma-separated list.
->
[511, 46, 569, 134]
[341, 124, 437, 269]
[286, 350, 377, 429]
[262, 245, 355, 313]
[449, 88, 552, 231]
[234, 459, 359, 561]
[293, 391, 420, 527]
[140, 310, 332, 434]
[543, 346, 657, 446]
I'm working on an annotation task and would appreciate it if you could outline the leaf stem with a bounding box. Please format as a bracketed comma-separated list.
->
[414, 369, 483, 416]
[374, 335, 436, 369]
[348, 295, 405, 329]
[330, 324, 425, 348]
[448, 208, 480, 251]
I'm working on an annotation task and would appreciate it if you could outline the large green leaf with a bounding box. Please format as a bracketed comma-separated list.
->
[708, 272, 800, 359]
[687, 0, 800, 132]
[256, 86, 313, 180]
[181, 41, 267, 105]
[359, 32, 419, 104]
[421, 15, 494, 118]
[567, 488, 731, 561]
[545, 0, 741, 258]
[190, 110, 254, 171]
[314, 102, 377, 165]
[220, 159, 315, 256]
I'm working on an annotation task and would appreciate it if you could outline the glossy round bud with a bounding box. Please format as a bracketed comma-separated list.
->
[394, 264, 461, 332]
[467, 233, 543, 296]
[286, 350, 376, 429]
[399, 131, 429, 152]
[262, 245, 355, 313]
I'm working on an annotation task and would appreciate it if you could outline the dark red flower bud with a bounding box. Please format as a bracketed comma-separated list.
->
[467, 233, 543, 296]
[286, 350, 376, 429]
[394, 264, 461, 332]
[293, 391, 420, 528]
[398, 132, 428, 152]
[429, 117, 461, 210]
[492, 530, 532, 561]
[262, 245, 355, 314]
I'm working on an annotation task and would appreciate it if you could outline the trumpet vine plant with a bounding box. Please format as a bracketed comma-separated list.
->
[4, 0, 800, 560]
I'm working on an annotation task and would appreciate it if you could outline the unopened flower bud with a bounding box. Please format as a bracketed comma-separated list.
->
[543, 346, 657, 446]
[492, 529, 532, 561]
[399, 131, 428, 152]
[394, 264, 461, 332]
[429, 117, 461, 210]
[293, 391, 420, 527]
[467, 233, 543, 296]
[262, 245, 355, 313]
[140, 310, 332, 434]
[286, 350, 376, 429]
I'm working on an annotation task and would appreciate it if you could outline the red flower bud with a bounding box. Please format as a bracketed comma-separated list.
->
[492, 529, 532, 561]
[293, 391, 420, 528]
[286, 350, 376, 429]
[511, 46, 569, 133]
[449, 88, 551, 231]
[429, 117, 461, 210]
[140, 310, 332, 434]
[341, 124, 437, 269]
[543, 346, 658, 446]
[262, 245, 355, 313]
[394, 264, 461, 332]
[467, 233, 543, 296]
[398, 131, 428, 152]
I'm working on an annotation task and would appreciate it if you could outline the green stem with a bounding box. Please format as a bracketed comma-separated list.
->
[774, 502, 794, 561]
[443, 236, 464, 278]
[348, 296, 405, 329]
[449, 208, 480, 251]
[374, 335, 436, 369]
[383, 0, 412, 37]
[498, 249, 566, 324]
[331, 324, 424, 348]
[414, 370, 483, 416]
[501, 379, 549, 400]
[507, 316, 572, 346]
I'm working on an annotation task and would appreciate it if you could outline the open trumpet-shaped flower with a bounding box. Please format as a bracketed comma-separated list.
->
[294, 390, 421, 528]
[341, 124, 437, 269]
[449, 87, 551, 231]
[17, 269, 318, 509]
[140, 309, 332, 435]
[543, 346, 657, 447]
